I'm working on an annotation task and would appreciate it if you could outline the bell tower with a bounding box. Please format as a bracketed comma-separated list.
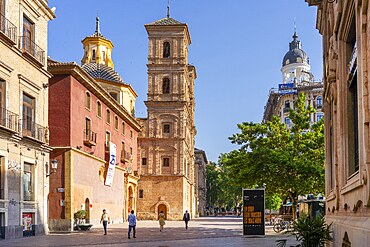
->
[137, 10, 197, 219]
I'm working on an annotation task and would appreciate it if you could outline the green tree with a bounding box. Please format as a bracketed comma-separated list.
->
[206, 162, 242, 212]
[222, 93, 325, 220]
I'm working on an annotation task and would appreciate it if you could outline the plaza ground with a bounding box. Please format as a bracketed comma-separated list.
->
[0, 216, 300, 247]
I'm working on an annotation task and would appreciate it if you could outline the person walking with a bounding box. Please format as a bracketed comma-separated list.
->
[128, 210, 136, 239]
[100, 209, 110, 235]
[183, 210, 190, 229]
[158, 211, 165, 232]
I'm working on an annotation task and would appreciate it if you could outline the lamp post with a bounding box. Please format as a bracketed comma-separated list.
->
[46, 159, 58, 177]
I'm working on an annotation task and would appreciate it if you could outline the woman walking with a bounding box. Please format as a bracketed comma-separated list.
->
[158, 211, 165, 232]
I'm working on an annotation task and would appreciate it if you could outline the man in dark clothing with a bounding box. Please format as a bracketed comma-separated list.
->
[128, 210, 136, 239]
[183, 210, 190, 229]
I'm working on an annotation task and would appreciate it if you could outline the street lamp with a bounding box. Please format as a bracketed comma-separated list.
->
[46, 159, 58, 177]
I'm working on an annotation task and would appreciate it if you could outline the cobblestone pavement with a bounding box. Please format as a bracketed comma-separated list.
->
[0, 217, 300, 247]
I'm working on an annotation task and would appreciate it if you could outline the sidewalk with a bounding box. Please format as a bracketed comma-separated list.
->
[0, 217, 300, 247]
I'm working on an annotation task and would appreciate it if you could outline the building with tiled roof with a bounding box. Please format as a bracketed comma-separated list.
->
[81, 16, 137, 116]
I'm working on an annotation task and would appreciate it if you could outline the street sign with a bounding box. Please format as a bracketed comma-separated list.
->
[278, 83, 297, 95]
[243, 188, 265, 236]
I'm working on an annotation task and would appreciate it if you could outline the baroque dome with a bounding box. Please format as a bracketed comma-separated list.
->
[82, 63, 126, 85]
[282, 32, 309, 66]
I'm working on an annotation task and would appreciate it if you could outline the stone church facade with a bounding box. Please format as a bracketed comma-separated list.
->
[137, 14, 197, 220]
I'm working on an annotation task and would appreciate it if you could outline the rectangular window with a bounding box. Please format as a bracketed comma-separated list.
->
[130, 130, 133, 139]
[348, 72, 359, 176]
[0, 212, 4, 239]
[163, 124, 170, 134]
[85, 118, 91, 131]
[163, 157, 169, 167]
[316, 113, 324, 122]
[130, 147, 133, 156]
[0, 80, 5, 129]
[121, 141, 126, 161]
[22, 16, 34, 53]
[0, 157, 4, 199]
[346, 16, 359, 177]
[0, 80, 5, 111]
[142, 158, 147, 166]
[139, 190, 143, 199]
[0, 0, 4, 16]
[23, 162, 34, 201]
[22, 93, 35, 136]
[102, 51, 106, 62]
[122, 122, 125, 135]
[105, 131, 110, 145]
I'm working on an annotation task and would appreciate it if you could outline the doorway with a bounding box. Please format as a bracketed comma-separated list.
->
[85, 198, 90, 223]
[158, 204, 167, 219]
[128, 186, 133, 214]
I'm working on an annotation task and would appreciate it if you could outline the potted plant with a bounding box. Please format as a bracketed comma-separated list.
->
[276, 214, 332, 247]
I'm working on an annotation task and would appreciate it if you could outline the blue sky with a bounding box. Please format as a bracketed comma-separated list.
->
[48, 0, 322, 162]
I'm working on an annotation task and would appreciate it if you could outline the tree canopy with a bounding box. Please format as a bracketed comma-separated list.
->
[220, 93, 325, 210]
[206, 162, 242, 210]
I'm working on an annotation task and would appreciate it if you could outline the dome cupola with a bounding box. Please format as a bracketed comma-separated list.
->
[282, 32, 309, 66]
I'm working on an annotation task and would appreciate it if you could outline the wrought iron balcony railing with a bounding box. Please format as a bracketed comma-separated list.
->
[83, 129, 97, 147]
[0, 107, 19, 132]
[22, 118, 46, 143]
[0, 13, 17, 44]
[19, 36, 45, 65]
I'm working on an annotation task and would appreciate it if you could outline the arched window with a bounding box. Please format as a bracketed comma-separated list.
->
[110, 92, 118, 101]
[163, 42, 170, 58]
[97, 101, 102, 117]
[114, 116, 118, 130]
[85, 92, 91, 110]
[162, 78, 170, 94]
[316, 96, 322, 108]
[122, 122, 125, 135]
[106, 109, 111, 124]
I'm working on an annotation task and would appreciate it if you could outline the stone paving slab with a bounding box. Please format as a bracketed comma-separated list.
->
[0, 217, 300, 247]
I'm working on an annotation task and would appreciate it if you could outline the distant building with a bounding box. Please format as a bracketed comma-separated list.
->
[195, 148, 207, 217]
[306, 0, 370, 246]
[263, 31, 323, 125]
[47, 18, 140, 231]
[0, 0, 54, 239]
[137, 11, 197, 220]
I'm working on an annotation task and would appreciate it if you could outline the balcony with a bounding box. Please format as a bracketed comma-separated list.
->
[121, 150, 131, 163]
[83, 129, 97, 147]
[19, 36, 45, 66]
[0, 13, 17, 44]
[22, 118, 46, 143]
[0, 107, 19, 133]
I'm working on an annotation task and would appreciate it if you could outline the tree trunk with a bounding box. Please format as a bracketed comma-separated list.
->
[289, 192, 297, 221]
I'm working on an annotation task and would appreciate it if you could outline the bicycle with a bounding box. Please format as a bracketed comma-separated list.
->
[273, 219, 292, 233]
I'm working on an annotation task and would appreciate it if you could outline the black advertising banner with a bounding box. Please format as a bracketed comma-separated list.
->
[243, 189, 265, 235]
